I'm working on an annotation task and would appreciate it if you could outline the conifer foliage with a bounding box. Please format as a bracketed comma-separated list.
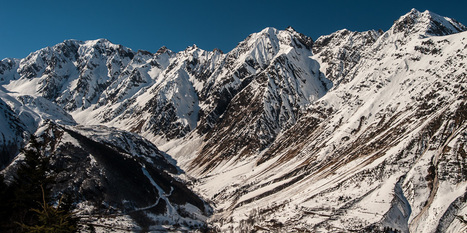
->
[0, 136, 77, 232]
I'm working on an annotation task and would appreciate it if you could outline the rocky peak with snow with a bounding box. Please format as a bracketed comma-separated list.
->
[391, 9, 466, 37]
[7, 39, 136, 111]
[286, 26, 314, 49]
[186, 27, 331, 172]
[166, 10, 467, 232]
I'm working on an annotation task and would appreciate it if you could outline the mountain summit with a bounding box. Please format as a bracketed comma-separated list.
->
[391, 9, 466, 37]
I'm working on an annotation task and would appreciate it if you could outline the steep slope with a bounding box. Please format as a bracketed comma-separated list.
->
[70, 27, 330, 153]
[389, 8, 466, 37]
[177, 9, 467, 232]
[0, 26, 333, 230]
[0, 58, 20, 85]
[3, 121, 212, 231]
[1, 42, 215, 230]
[312, 29, 383, 88]
[0, 94, 26, 169]
[86, 45, 225, 141]
[0, 87, 76, 168]
[312, 8, 466, 90]
[168, 27, 331, 173]
[0, 50, 214, 231]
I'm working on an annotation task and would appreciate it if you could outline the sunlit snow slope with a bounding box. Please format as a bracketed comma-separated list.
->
[168, 9, 467, 232]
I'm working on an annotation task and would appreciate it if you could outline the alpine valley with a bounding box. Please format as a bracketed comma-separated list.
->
[1, 8, 467, 232]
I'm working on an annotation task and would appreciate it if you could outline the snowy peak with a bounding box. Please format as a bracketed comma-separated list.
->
[6, 39, 138, 111]
[155, 46, 173, 56]
[233, 27, 303, 58]
[285, 26, 314, 49]
[185, 11, 467, 232]
[2, 25, 331, 165]
[185, 27, 331, 173]
[391, 8, 466, 37]
[79, 38, 133, 55]
[313, 9, 466, 90]
[237, 26, 314, 57]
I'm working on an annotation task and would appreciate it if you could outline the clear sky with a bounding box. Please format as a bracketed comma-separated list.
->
[1, 0, 466, 59]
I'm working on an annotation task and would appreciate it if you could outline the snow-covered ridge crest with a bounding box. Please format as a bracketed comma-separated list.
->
[313, 8, 466, 91]
[2, 26, 326, 144]
[1, 25, 331, 168]
[5, 38, 136, 110]
[391, 8, 466, 37]
[0, 86, 76, 168]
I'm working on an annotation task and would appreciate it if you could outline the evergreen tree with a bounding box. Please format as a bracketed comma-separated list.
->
[0, 136, 78, 232]
[10, 135, 51, 228]
[0, 173, 15, 232]
[20, 185, 77, 233]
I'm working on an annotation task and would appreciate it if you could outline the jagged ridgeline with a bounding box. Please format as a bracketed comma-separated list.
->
[1, 8, 467, 232]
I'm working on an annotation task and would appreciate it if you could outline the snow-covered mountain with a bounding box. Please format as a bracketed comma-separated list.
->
[1, 8, 466, 232]
[183, 9, 467, 232]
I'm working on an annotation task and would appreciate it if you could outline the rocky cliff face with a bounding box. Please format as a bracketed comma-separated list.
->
[312, 29, 383, 87]
[1, 8, 466, 233]
[188, 27, 331, 172]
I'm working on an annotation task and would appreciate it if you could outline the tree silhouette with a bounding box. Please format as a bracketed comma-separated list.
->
[20, 185, 77, 233]
[0, 136, 78, 232]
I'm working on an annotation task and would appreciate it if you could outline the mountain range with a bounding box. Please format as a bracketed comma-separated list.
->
[1, 8, 466, 232]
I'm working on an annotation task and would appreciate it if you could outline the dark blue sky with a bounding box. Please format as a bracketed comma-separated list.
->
[1, 0, 466, 59]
